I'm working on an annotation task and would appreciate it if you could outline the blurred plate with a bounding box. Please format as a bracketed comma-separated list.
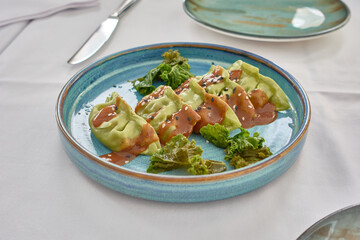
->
[183, 0, 350, 41]
[56, 42, 310, 202]
[298, 204, 360, 239]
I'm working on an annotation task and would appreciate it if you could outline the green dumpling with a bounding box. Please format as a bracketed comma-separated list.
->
[135, 86, 201, 144]
[89, 92, 161, 155]
[177, 78, 241, 133]
[227, 60, 290, 111]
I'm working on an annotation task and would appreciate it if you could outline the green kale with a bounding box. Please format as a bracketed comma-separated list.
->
[131, 50, 194, 95]
[199, 123, 230, 148]
[160, 63, 194, 89]
[229, 146, 272, 168]
[199, 124, 272, 169]
[147, 134, 226, 175]
[188, 156, 227, 175]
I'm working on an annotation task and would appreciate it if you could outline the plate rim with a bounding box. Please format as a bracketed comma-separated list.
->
[56, 42, 311, 183]
[297, 203, 360, 239]
[183, 0, 351, 42]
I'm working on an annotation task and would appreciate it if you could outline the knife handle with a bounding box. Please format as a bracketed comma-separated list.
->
[110, 0, 138, 18]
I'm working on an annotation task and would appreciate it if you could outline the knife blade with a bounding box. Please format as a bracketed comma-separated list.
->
[68, 0, 138, 65]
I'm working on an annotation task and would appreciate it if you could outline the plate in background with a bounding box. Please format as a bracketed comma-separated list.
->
[298, 204, 360, 239]
[183, 0, 350, 41]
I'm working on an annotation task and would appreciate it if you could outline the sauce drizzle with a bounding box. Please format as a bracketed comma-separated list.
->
[100, 122, 159, 166]
[92, 97, 121, 127]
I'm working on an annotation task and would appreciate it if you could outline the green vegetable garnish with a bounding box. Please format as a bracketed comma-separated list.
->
[147, 134, 226, 175]
[199, 123, 230, 148]
[199, 124, 272, 169]
[131, 50, 194, 95]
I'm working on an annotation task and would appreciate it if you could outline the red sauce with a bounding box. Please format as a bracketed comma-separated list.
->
[92, 97, 121, 127]
[157, 104, 201, 144]
[135, 86, 168, 113]
[193, 93, 227, 133]
[223, 86, 257, 129]
[174, 79, 191, 94]
[254, 102, 277, 126]
[100, 123, 159, 166]
[229, 70, 242, 82]
[249, 89, 277, 126]
[197, 66, 225, 89]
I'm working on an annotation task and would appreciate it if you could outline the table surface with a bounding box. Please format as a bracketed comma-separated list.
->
[1, 0, 359, 239]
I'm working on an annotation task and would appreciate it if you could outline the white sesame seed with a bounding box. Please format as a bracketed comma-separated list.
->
[238, 93, 241, 96]
[141, 101, 145, 106]
[242, 117, 245, 121]
[233, 105, 237, 110]
[248, 105, 253, 108]
[125, 160, 129, 164]
[162, 123, 166, 128]
[245, 96, 249, 100]
[185, 106, 188, 111]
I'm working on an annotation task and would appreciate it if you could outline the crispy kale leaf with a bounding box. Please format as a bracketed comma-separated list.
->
[199, 124, 272, 169]
[131, 50, 194, 95]
[199, 123, 230, 148]
[147, 134, 226, 175]
[188, 156, 227, 175]
[229, 147, 272, 168]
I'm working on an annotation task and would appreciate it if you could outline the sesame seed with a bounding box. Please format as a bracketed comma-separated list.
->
[126, 155, 131, 159]
[144, 99, 148, 103]
[207, 106, 212, 110]
[245, 96, 249, 100]
[125, 160, 129, 164]
[141, 101, 145, 106]
[242, 117, 245, 121]
[226, 94, 230, 100]
[248, 105, 253, 108]
[211, 97, 214, 102]
[175, 116, 179, 120]
[206, 140, 209, 144]
[185, 106, 188, 111]
[187, 117, 191, 121]
[233, 87, 236, 93]
[224, 88, 228, 91]
[150, 116, 154, 120]
[162, 123, 166, 128]
[238, 93, 241, 97]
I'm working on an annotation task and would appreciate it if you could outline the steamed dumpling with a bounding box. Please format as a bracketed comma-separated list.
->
[228, 60, 290, 111]
[176, 78, 241, 133]
[135, 86, 201, 144]
[89, 92, 161, 155]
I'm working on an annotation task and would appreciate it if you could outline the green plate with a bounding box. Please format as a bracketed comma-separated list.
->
[183, 0, 350, 41]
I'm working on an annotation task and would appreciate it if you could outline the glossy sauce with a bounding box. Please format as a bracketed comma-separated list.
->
[174, 79, 191, 94]
[223, 86, 257, 129]
[157, 104, 201, 144]
[229, 70, 242, 82]
[100, 123, 159, 166]
[197, 66, 225, 89]
[92, 97, 120, 127]
[193, 93, 227, 133]
[249, 89, 277, 126]
[135, 85, 168, 113]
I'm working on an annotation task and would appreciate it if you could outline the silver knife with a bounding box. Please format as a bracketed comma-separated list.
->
[68, 0, 138, 64]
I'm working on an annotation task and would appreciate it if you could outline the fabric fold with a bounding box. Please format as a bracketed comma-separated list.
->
[0, 0, 99, 27]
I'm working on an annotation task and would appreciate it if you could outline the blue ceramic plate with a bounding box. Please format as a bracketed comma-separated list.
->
[297, 204, 360, 239]
[56, 43, 310, 202]
[183, 0, 350, 41]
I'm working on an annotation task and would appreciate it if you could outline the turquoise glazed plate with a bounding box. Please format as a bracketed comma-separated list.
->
[56, 43, 310, 202]
[183, 0, 350, 41]
[297, 204, 360, 239]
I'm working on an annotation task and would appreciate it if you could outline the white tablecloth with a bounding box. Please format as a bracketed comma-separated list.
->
[0, 0, 359, 239]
